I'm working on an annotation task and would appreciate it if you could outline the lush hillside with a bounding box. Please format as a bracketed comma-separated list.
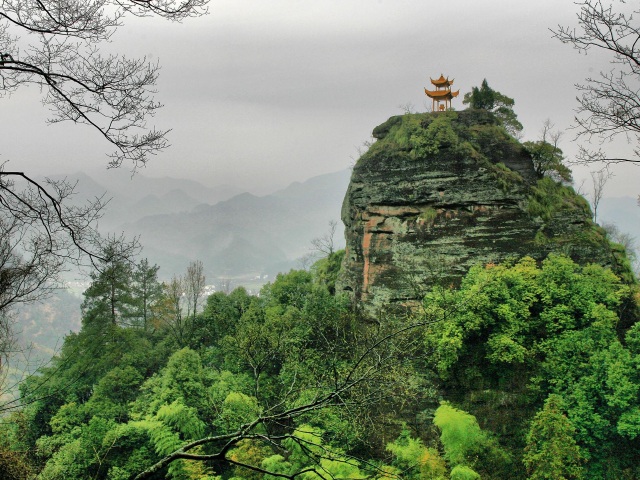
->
[3, 112, 639, 480]
[2, 250, 639, 480]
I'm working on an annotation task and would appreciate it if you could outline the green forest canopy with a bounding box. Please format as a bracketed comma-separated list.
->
[1, 249, 639, 480]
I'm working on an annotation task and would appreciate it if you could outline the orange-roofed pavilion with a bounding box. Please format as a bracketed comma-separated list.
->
[425, 73, 459, 111]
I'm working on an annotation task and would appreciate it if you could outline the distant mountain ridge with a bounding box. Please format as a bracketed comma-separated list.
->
[41, 168, 351, 282]
[123, 169, 351, 280]
[39, 170, 244, 229]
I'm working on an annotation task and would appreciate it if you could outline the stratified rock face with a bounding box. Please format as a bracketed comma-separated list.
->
[338, 110, 618, 313]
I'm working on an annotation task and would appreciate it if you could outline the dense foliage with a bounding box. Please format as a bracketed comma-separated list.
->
[424, 254, 640, 478]
[462, 79, 523, 135]
[1, 250, 638, 479]
[2, 104, 639, 476]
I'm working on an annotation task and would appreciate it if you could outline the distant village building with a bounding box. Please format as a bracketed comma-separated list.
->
[424, 74, 459, 111]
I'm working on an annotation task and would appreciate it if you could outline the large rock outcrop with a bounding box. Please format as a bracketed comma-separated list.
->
[337, 110, 629, 313]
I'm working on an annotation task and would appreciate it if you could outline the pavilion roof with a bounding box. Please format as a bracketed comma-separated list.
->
[430, 74, 454, 87]
[424, 88, 460, 99]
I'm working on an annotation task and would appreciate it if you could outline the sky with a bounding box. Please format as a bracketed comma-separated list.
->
[2, 0, 639, 196]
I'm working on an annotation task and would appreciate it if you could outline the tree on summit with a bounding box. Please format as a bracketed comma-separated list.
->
[463, 79, 497, 111]
[463, 79, 523, 136]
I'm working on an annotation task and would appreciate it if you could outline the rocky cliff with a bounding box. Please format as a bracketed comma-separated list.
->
[338, 110, 630, 313]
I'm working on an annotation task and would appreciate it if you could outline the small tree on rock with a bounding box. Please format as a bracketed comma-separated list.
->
[463, 79, 523, 135]
[523, 119, 573, 182]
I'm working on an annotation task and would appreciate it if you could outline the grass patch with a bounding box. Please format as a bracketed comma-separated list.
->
[419, 207, 438, 225]
[527, 177, 591, 221]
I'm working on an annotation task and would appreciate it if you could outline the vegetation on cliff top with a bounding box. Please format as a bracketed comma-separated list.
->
[370, 110, 514, 163]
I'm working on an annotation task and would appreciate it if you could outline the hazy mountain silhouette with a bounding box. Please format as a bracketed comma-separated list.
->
[39, 170, 244, 229]
[122, 169, 350, 280]
[39, 168, 350, 281]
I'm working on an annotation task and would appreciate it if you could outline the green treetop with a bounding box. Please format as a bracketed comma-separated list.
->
[463, 79, 523, 135]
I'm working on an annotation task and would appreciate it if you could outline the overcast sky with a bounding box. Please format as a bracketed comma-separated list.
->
[2, 0, 638, 196]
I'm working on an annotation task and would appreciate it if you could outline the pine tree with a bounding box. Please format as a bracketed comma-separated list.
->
[523, 394, 584, 480]
[130, 259, 163, 331]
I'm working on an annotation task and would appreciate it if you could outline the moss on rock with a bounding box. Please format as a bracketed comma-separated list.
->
[337, 110, 635, 314]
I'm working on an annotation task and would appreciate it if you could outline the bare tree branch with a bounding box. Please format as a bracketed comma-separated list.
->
[0, 0, 209, 355]
[185, 259, 205, 321]
[552, 1, 640, 166]
[0, 167, 110, 312]
[589, 167, 611, 223]
[311, 220, 338, 257]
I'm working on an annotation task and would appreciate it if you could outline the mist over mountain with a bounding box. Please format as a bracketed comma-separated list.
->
[39, 170, 244, 228]
[40, 169, 349, 283]
[121, 169, 350, 281]
[36, 168, 636, 285]
[14, 290, 82, 353]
